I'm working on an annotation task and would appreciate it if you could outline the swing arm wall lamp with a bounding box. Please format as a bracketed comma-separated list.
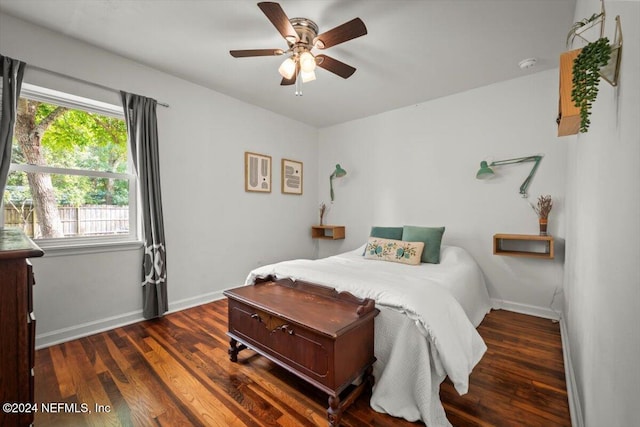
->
[476, 155, 543, 197]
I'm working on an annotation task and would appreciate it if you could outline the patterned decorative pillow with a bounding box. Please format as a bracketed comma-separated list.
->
[362, 226, 404, 255]
[364, 237, 424, 265]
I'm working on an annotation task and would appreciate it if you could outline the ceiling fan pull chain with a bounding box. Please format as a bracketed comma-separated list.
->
[295, 72, 302, 96]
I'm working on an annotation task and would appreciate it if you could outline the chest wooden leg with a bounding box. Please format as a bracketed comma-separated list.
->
[228, 337, 246, 362]
[326, 365, 374, 426]
[327, 395, 342, 426]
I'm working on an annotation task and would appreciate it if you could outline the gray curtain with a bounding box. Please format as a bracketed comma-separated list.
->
[121, 91, 168, 319]
[0, 54, 26, 195]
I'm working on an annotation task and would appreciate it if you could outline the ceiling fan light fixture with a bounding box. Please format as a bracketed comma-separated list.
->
[299, 51, 316, 73]
[278, 57, 296, 79]
[230, 2, 368, 92]
[301, 70, 316, 83]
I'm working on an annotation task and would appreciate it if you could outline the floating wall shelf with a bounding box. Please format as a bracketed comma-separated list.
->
[311, 225, 345, 240]
[493, 234, 554, 259]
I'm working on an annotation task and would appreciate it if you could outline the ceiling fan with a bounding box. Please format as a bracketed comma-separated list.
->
[230, 2, 367, 90]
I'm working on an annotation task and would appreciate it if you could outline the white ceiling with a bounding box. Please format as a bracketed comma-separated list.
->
[0, 0, 576, 128]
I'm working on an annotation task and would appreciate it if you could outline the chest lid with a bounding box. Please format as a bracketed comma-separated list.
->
[224, 279, 377, 338]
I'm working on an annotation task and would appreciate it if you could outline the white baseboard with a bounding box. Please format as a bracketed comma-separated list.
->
[35, 309, 144, 349]
[37, 295, 557, 349]
[35, 290, 226, 349]
[490, 298, 561, 320]
[560, 317, 584, 427]
[167, 290, 225, 314]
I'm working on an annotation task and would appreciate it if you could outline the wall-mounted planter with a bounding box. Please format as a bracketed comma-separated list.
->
[557, 49, 582, 137]
[598, 18, 622, 86]
[556, 3, 623, 136]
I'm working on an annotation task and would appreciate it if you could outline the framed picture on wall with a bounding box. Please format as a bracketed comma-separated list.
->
[281, 158, 303, 195]
[245, 151, 272, 193]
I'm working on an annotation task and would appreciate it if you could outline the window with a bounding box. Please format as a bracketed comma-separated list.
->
[2, 84, 137, 247]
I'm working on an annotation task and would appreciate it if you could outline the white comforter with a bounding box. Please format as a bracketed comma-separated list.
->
[246, 245, 492, 426]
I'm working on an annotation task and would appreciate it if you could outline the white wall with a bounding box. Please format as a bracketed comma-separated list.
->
[318, 70, 568, 316]
[0, 13, 319, 347]
[563, 1, 640, 426]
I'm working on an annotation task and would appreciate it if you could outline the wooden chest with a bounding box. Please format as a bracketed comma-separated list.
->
[224, 278, 378, 426]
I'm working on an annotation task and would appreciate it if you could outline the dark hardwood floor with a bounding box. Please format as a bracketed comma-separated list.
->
[33, 299, 571, 426]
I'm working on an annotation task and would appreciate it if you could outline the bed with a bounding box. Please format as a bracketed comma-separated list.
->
[245, 244, 492, 427]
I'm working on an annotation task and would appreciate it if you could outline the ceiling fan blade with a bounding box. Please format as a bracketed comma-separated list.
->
[315, 54, 356, 79]
[313, 18, 367, 49]
[230, 49, 284, 58]
[280, 74, 296, 86]
[258, 2, 300, 43]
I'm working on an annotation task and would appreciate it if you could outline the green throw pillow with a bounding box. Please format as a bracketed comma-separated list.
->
[402, 225, 445, 264]
[370, 226, 403, 240]
[363, 226, 404, 255]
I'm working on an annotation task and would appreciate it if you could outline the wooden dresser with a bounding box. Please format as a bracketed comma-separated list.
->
[224, 278, 378, 426]
[0, 228, 44, 427]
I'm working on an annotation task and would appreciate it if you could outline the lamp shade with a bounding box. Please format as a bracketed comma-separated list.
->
[278, 57, 296, 79]
[301, 70, 316, 83]
[299, 51, 316, 73]
[476, 161, 495, 180]
[333, 164, 347, 178]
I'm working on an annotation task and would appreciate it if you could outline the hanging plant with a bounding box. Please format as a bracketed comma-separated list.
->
[571, 37, 611, 132]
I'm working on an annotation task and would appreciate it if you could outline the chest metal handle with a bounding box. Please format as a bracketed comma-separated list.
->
[271, 324, 295, 335]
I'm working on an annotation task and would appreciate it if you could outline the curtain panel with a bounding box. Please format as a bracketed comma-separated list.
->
[121, 91, 168, 319]
[0, 54, 26, 195]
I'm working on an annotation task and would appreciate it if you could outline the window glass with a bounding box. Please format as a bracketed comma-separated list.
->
[3, 85, 136, 242]
[12, 104, 128, 173]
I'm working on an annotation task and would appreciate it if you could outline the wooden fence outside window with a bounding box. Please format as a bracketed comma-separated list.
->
[3, 205, 129, 238]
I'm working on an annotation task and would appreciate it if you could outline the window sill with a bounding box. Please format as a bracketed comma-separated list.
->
[35, 239, 144, 257]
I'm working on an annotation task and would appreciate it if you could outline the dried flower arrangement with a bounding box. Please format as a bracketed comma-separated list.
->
[319, 202, 327, 225]
[531, 195, 553, 219]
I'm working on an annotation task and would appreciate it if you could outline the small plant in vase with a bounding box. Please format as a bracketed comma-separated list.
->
[531, 195, 553, 236]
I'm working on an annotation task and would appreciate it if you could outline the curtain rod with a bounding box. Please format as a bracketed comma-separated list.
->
[27, 64, 170, 108]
